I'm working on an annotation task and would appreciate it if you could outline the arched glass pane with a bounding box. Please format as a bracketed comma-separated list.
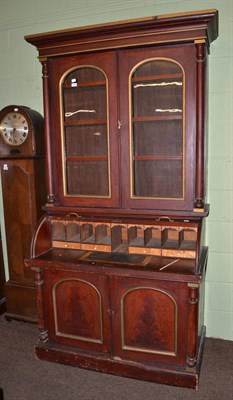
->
[62, 67, 110, 197]
[131, 60, 184, 199]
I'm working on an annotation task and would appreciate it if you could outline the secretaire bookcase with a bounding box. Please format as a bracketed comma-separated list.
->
[25, 9, 218, 389]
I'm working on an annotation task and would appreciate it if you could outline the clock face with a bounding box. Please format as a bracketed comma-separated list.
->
[0, 111, 29, 147]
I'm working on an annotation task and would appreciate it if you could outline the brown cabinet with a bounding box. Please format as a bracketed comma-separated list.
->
[25, 9, 218, 388]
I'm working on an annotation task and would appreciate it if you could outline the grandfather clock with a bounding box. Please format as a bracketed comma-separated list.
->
[0, 105, 46, 322]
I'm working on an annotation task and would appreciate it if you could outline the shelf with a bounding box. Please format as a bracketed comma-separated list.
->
[134, 156, 182, 161]
[63, 80, 106, 89]
[51, 218, 198, 260]
[64, 119, 107, 126]
[133, 116, 182, 122]
[132, 73, 182, 83]
[66, 156, 108, 162]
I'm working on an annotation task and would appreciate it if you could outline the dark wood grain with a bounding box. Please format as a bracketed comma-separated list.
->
[24, 10, 218, 388]
[0, 158, 46, 321]
[0, 237, 6, 315]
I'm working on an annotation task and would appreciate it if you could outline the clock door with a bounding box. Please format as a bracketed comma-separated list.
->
[49, 51, 120, 208]
[0, 158, 46, 320]
[119, 45, 196, 211]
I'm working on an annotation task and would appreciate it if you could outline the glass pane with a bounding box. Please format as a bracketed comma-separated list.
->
[62, 67, 110, 197]
[131, 60, 183, 199]
[66, 160, 109, 196]
[65, 125, 107, 158]
[134, 160, 182, 198]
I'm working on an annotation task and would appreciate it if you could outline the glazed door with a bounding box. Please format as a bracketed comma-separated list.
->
[110, 276, 189, 365]
[44, 268, 112, 353]
[119, 45, 196, 211]
[49, 51, 120, 208]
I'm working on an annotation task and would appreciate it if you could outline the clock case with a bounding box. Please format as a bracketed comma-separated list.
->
[0, 105, 46, 321]
[0, 105, 44, 157]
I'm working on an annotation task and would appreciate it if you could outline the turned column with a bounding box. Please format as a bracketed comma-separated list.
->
[195, 41, 207, 210]
[186, 283, 199, 368]
[41, 60, 55, 204]
[34, 268, 48, 343]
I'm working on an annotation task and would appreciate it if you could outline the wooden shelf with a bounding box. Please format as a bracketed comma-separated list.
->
[66, 156, 107, 162]
[63, 80, 106, 89]
[50, 218, 198, 259]
[132, 73, 182, 83]
[64, 119, 107, 126]
[134, 155, 182, 161]
[133, 116, 182, 122]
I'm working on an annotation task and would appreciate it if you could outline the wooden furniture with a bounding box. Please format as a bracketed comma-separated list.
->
[0, 236, 6, 315]
[0, 105, 46, 321]
[25, 9, 218, 389]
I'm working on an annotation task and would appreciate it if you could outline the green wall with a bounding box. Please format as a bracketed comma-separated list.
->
[0, 0, 232, 340]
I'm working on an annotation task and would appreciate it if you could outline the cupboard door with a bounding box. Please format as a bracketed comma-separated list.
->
[49, 51, 120, 207]
[44, 268, 112, 353]
[110, 276, 189, 365]
[119, 45, 196, 211]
